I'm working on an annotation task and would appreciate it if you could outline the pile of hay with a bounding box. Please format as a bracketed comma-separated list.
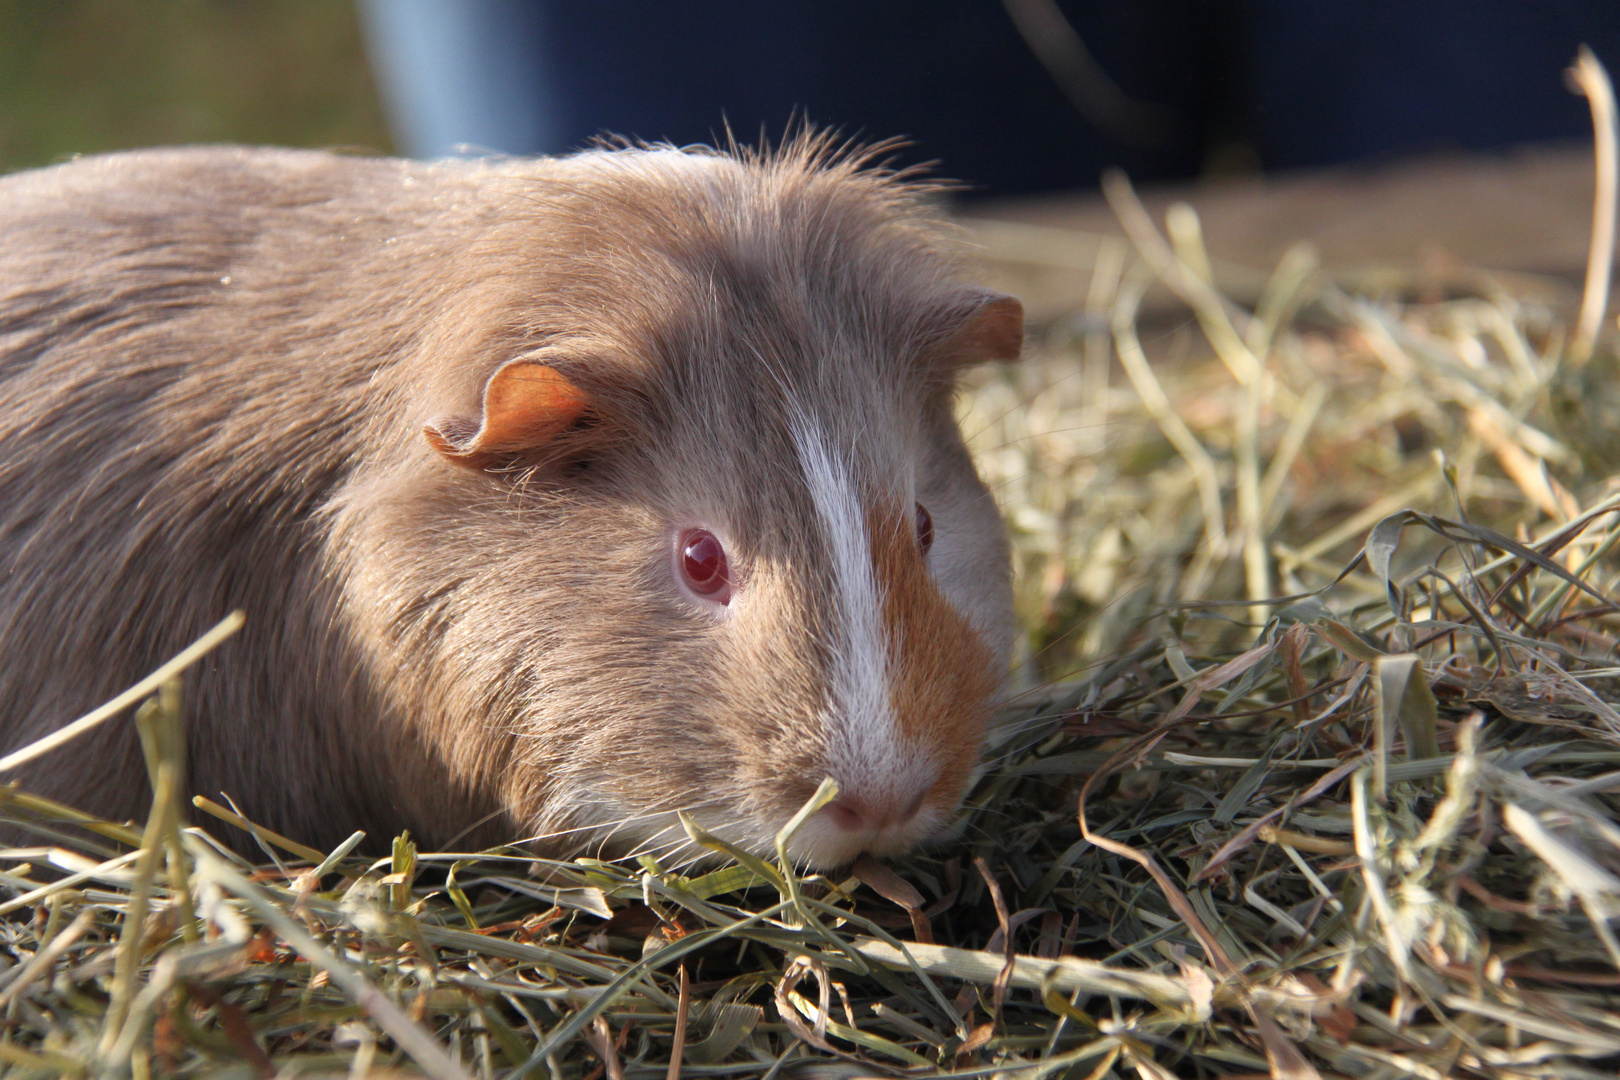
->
[5, 78, 1620, 1080]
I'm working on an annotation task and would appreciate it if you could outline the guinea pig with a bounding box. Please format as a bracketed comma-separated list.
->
[0, 136, 1022, 868]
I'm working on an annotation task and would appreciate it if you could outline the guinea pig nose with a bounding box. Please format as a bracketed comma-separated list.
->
[824, 798, 868, 832]
[823, 791, 928, 834]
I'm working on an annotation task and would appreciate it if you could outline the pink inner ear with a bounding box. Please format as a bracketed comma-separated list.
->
[425, 361, 591, 467]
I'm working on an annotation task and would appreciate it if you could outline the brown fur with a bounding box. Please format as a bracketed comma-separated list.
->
[0, 137, 1018, 862]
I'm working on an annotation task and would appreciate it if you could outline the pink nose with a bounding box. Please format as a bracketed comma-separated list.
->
[823, 790, 929, 835]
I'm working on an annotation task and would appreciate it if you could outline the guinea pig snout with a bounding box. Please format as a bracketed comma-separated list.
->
[785, 777, 945, 866]
[822, 790, 926, 835]
[822, 789, 929, 836]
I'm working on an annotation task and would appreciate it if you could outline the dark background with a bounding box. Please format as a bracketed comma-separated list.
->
[0, 1, 1617, 200]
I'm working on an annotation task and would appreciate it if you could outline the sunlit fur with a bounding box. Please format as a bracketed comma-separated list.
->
[0, 133, 1018, 865]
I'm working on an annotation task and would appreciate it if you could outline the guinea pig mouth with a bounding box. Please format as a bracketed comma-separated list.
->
[596, 798, 944, 871]
[779, 800, 949, 869]
[562, 769, 956, 870]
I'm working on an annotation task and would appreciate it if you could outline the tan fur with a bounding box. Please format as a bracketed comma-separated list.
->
[0, 137, 1019, 863]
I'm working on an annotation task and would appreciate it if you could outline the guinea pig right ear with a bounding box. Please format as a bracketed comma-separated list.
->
[930, 289, 1025, 370]
[424, 361, 591, 470]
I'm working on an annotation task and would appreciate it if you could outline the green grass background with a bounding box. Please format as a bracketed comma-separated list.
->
[0, 0, 392, 173]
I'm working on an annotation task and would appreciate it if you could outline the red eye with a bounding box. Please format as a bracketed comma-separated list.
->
[679, 529, 731, 604]
[915, 503, 934, 555]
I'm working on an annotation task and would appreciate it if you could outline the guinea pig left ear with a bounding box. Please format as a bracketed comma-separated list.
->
[932, 289, 1025, 368]
[424, 360, 591, 469]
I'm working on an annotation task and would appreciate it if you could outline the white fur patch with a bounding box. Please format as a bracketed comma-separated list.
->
[789, 416, 938, 805]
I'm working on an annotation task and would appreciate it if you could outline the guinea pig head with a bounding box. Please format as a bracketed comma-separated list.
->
[343, 150, 1022, 868]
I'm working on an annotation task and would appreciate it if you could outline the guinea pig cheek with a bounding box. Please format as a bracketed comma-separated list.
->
[876, 512, 998, 817]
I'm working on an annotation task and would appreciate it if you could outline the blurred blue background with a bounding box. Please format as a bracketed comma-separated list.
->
[356, 0, 1620, 196]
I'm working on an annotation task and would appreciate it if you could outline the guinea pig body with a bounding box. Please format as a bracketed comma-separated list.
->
[0, 139, 1021, 867]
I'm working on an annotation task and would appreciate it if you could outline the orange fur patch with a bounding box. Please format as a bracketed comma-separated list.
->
[867, 503, 996, 804]
[424, 361, 590, 468]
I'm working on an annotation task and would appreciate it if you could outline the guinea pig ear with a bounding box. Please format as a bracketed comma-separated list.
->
[934, 289, 1025, 367]
[424, 360, 591, 469]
